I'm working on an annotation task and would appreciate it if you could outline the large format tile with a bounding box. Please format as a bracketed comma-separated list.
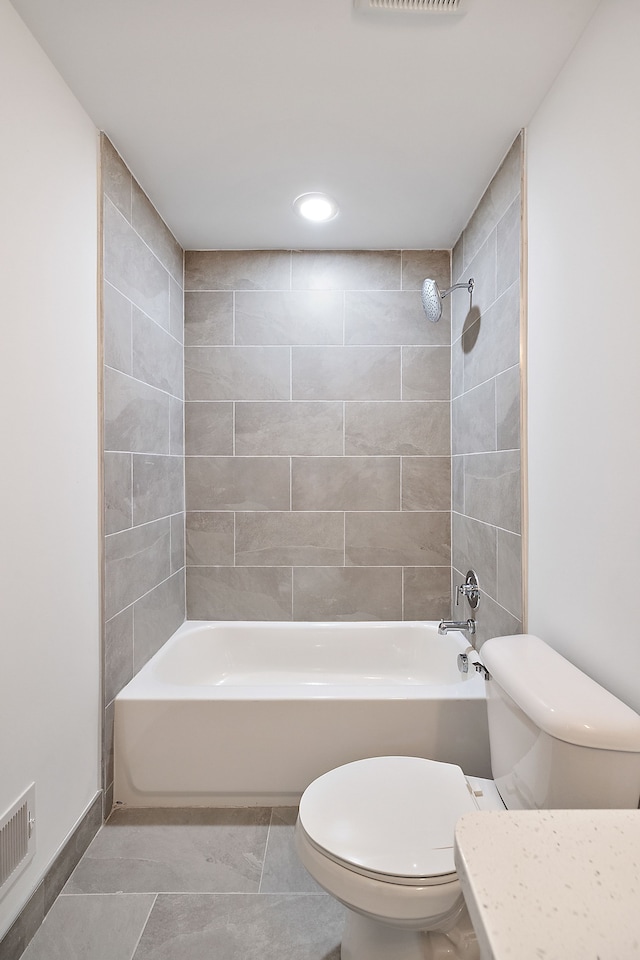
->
[402, 346, 450, 400]
[452, 380, 497, 456]
[104, 606, 134, 704]
[260, 809, 325, 894]
[185, 402, 233, 455]
[132, 571, 185, 672]
[292, 345, 401, 400]
[291, 250, 400, 290]
[452, 512, 498, 601]
[133, 893, 343, 960]
[401, 250, 450, 291]
[104, 281, 132, 375]
[403, 567, 451, 621]
[452, 232, 497, 344]
[132, 454, 184, 524]
[131, 179, 183, 284]
[462, 281, 520, 392]
[185, 456, 290, 511]
[496, 197, 521, 297]
[185, 250, 291, 291]
[132, 307, 183, 398]
[170, 512, 186, 573]
[460, 134, 522, 270]
[292, 457, 400, 511]
[184, 291, 233, 345]
[345, 401, 449, 456]
[235, 512, 344, 566]
[104, 367, 171, 455]
[497, 528, 523, 619]
[104, 451, 132, 534]
[186, 566, 292, 620]
[186, 512, 235, 565]
[401, 457, 450, 511]
[104, 198, 170, 329]
[104, 519, 171, 620]
[20, 893, 155, 960]
[293, 566, 403, 621]
[235, 290, 343, 345]
[345, 512, 450, 566]
[65, 808, 271, 894]
[101, 136, 132, 221]
[345, 291, 450, 346]
[463, 451, 521, 534]
[185, 346, 290, 401]
[496, 364, 521, 451]
[235, 402, 343, 456]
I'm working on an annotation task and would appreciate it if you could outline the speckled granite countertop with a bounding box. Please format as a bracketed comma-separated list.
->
[454, 809, 640, 960]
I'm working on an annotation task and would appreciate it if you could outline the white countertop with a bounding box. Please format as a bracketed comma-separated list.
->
[454, 809, 640, 960]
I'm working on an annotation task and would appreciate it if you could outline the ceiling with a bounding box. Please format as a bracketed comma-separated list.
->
[10, 0, 599, 250]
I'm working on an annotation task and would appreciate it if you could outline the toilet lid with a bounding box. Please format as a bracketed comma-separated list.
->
[298, 757, 477, 884]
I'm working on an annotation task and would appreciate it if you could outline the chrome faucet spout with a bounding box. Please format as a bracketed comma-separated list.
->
[438, 618, 476, 636]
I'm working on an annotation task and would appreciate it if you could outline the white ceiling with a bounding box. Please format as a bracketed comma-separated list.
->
[10, 0, 599, 250]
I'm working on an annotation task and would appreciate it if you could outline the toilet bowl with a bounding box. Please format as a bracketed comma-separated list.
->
[295, 755, 503, 960]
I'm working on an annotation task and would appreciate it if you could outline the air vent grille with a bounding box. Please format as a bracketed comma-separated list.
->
[0, 784, 36, 897]
[355, 0, 468, 12]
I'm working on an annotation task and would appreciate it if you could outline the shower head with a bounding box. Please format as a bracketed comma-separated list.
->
[421, 277, 475, 322]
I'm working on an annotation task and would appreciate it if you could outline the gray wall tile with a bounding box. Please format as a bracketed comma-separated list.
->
[464, 451, 521, 534]
[104, 606, 133, 705]
[104, 452, 132, 535]
[346, 291, 450, 345]
[104, 367, 171, 454]
[186, 512, 235, 565]
[402, 346, 450, 400]
[345, 401, 450, 456]
[292, 250, 400, 290]
[496, 197, 521, 297]
[401, 250, 450, 291]
[452, 232, 497, 344]
[131, 179, 183, 284]
[184, 291, 233, 345]
[185, 457, 290, 511]
[497, 528, 523, 620]
[452, 512, 498, 600]
[235, 512, 344, 566]
[403, 567, 451, 620]
[169, 396, 184, 456]
[463, 282, 520, 392]
[461, 137, 522, 270]
[104, 518, 171, 620]
[170, 512, 185, 574]
[452, 455, 464, 514]
[101, 136, 131, 221]
[185, 346, 290, 401]
[235, 291, 343, 345]
[452, 379, 497, 455]
[292, 457, 400, 511]
[133, 571, 186, 671]
[292, 346, 401, 400]
[132, 308, 183, 397]
[235, 401, 343, 456]
[104, 198, 170, 329]
[104, 282, 132, 375]
[186, 566, 292, 620]
[345, 512, 450, 566]
[401, 457, 450, 511]
[496, 364, 520, 451]
[293, 567, 403, 621]
[185, 402, 233, 455]
[169, 275, 184, 343]
[132, 454, 184, 525]
[185, 250, 291, 291]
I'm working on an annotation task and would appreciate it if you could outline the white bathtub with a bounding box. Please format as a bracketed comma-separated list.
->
[114, 620, 490, 807]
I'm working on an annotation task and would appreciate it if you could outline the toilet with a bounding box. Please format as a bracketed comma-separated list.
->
[295, 634, 640, 960]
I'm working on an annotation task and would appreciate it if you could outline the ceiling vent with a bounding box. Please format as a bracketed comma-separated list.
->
[354, 0, 469, 12]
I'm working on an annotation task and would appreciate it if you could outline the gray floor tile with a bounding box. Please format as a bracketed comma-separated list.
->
[64, 807, 271, 894]
[132, 893, 343, 960]
[260, 808, 325, 894]
[20, 893, 155, 960]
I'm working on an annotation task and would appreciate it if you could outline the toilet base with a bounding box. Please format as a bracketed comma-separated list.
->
[341, 907, 480, 960]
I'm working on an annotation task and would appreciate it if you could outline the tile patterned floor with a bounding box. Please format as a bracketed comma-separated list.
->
[20, 807, 344, 960]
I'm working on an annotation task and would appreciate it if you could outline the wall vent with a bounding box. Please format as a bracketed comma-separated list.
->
[353, 0, 470, 14]
[0, 784, 36, 898]
[354, 0, 469, 13]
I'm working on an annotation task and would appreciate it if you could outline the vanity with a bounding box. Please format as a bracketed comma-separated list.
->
[454, 809, 640, 960]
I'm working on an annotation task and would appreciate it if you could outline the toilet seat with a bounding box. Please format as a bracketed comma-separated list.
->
[297, 756, 479, 887]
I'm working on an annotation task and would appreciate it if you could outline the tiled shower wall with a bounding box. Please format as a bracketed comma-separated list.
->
[451, 134, 524, 645]
[183, 250, 452, 621]
[101, 137, 186, 811]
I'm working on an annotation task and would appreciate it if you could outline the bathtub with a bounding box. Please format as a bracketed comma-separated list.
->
[114, 620, 490, 807]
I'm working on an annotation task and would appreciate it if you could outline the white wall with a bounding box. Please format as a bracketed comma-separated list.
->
[527, 0, 640, 712]
[0, 0, 100, 937]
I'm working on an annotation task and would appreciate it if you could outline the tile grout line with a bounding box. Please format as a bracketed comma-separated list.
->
[257, 808, 273, 893]
[128, 893, 157, 960]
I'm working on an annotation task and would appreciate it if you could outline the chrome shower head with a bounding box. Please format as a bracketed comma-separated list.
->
[421, 277, 475, 322]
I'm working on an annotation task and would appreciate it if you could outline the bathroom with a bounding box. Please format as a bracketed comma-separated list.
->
[2, 0, 640, 956]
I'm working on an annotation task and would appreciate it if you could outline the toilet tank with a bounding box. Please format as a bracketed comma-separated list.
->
[481, 635, 640, 811]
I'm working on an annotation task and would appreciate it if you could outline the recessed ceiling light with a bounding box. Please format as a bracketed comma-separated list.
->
[293, 192, 339, 223]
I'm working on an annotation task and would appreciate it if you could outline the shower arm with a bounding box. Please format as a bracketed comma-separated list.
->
[440, 279, 474, 300]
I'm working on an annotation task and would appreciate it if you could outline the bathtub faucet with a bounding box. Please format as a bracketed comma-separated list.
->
[438, 618, 476, 637]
